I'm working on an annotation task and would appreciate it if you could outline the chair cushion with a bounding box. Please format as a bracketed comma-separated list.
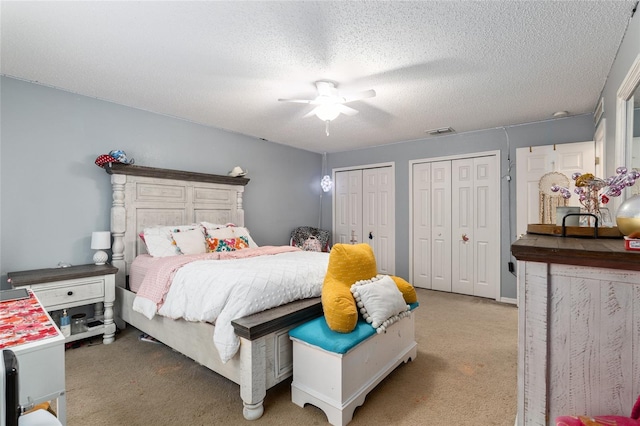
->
[290, 315, 376, 354]
[290, 303, 419, 354]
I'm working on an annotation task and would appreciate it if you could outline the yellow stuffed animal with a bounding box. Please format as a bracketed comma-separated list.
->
[321, 243, 418, 333]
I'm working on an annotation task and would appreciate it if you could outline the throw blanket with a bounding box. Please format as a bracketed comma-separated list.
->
[132, 246, 329, 363]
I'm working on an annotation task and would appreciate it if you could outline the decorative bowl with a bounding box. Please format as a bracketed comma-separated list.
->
[615, 194, 640, 236]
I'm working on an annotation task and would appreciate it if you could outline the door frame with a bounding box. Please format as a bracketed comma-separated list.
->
[409, 150, 501, 301]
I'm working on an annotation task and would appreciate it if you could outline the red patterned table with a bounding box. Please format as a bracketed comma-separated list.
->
[0, 289, 66, 424]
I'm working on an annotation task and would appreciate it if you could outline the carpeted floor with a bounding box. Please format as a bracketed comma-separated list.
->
[63, 288, 518, 425]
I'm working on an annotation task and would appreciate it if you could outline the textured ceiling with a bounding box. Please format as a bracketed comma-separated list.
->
[1, 1, 636, 153]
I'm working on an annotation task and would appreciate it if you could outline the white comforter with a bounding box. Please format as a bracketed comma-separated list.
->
[133, 250, 329, 363]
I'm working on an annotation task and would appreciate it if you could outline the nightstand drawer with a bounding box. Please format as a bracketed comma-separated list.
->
[35, 279, 105, 307]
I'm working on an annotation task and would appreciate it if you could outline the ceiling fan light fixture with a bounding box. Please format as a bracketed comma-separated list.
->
[315, 104, 341, 122]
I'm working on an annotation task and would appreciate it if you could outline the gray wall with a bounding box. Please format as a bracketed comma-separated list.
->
[0, 77, 323, 288]
[323, 116, 595, 300]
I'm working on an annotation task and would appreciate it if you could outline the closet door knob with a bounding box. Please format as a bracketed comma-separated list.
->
[462, 234, 469, 242]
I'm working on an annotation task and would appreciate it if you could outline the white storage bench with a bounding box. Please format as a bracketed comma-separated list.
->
[288, 304, 418, 426]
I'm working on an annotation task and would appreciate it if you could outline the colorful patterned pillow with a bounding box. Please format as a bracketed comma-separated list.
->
[206, 236, 250, 252]
[202, 224, 259, 248]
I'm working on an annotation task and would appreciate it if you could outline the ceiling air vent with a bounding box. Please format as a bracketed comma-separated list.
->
[425, 127, 455, 136]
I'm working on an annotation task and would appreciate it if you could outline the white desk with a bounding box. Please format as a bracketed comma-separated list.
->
[0, 290, 66, 425]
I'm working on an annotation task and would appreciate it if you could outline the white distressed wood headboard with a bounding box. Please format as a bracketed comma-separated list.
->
[105, 163, 249, 288]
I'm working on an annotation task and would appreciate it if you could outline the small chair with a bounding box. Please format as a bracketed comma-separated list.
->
[555, 394, 640, 425]
[290, 226, 331, 252]
[2, 349, 62, 426]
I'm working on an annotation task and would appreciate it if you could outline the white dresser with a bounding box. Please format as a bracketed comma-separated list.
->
[512, 235, 640, 425]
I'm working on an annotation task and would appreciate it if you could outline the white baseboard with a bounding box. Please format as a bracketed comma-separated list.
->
[500, 297, 517, 305]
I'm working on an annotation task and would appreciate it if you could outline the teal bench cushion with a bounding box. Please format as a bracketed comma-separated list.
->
[289, 302, 419, 354]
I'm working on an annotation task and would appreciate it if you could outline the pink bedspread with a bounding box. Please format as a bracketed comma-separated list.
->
[136, 245, 301, 308]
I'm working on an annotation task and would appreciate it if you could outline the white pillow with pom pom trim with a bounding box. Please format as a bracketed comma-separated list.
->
[351, 274, 410, 334]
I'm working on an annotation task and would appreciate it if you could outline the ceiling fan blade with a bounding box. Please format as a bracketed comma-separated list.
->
[342, 89, 376, 103]
[303, 107, 320, 118]
[278, 98, 314, 104]
[336, 105, 359, 116]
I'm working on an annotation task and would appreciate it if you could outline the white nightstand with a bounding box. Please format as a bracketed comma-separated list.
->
[7, 264, 118, 345]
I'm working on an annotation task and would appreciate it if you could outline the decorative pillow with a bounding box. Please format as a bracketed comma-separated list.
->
[203, 224, 258, 248]
[142, 225, 198, 257]
[390, 275, 418, 304]
[321, 244, 378, 333]
[199, 222, 227, 233]
[206, 236, 249, 252]
[321, 243, 419, 333]
[171, 228, 206, 255]
[351, 275, 410, 333]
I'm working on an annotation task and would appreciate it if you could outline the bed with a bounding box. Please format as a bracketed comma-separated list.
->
[105, 163, 326, 420]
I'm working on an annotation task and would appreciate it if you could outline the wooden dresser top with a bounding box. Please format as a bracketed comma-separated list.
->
[511, 234, 640, 272]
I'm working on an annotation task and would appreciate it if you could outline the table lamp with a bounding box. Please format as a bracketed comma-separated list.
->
[91, 231, 111, 265]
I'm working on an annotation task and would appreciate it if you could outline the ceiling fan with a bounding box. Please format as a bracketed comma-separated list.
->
[278, 80, 376, 135]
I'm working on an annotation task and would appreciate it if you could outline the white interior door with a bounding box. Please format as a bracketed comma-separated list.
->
[412, 162, 431, 289]
[516, 141, 595, 237]
[334, 170, 362, 245]
[451, 156, 498, 297]
[362, 167, 395, 274]
[431, 161, 452, 292]
[451, 158, 473, 295]
[333, 165, 395, 274]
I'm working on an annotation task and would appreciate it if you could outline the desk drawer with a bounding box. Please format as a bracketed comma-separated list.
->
[34, 279, 104, 307]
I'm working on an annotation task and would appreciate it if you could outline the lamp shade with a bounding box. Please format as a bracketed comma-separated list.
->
[91, 231, 111, 250]
[321, 175, 333, 192]
[315, 104, 341, 122]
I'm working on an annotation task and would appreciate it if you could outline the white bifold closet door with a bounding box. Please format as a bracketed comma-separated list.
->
[415, 161, 452, 292]
[451, 156, 498, 298]
[412, 155, 499, 299]
[334, 166, 395, 275]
